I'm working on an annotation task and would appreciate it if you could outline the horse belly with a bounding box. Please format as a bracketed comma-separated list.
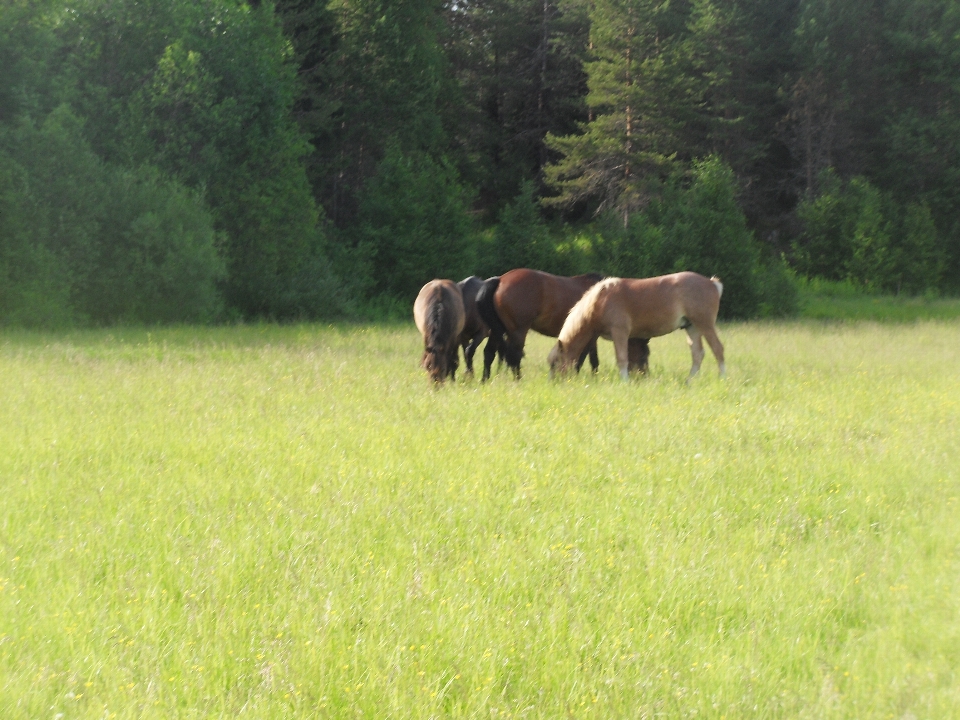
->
[627, 307, 685, 338]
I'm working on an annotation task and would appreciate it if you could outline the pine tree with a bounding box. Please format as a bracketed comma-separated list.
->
[443, 0, 590, 215]
[543, 0, 724, 225]
[316, 0, 458, 225]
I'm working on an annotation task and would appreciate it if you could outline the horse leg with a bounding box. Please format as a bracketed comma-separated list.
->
[685, 327, 706, 382]
[482, 335, 499, 382]
[505, 330, 528, 380]
[447, 344, 459, 382]
[573, 338, 599, 373]
[463, 335, 480, 375]
[611, 328, 630, 380]
[628, 338, 649, 374]
[701, 325, 726, 377]
[574, 343, 588, 372]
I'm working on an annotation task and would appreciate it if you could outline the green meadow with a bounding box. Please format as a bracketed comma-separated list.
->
[1, 318, 959, 718]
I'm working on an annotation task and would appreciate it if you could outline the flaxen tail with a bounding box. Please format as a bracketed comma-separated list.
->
[710, 276, 723, 298]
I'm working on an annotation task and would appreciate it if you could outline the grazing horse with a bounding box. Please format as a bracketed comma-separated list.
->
[414, 279, 466, 383]
[548, 272, 725, 381]
[475, 269, 604, 380]
[456, 276, 490, 375]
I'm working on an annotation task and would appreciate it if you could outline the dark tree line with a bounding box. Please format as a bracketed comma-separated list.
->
[1, 0, 958, 326]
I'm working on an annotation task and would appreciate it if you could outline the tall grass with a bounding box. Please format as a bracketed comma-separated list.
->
[797, 278, 960, 321]
[1, 321, 958, 717]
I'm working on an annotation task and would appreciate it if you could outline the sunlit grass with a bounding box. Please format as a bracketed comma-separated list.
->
[1, 320, 958, 717]
[796, 278, 960, 321]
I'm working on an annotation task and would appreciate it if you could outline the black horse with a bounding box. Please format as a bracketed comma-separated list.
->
[456, 276, 490, 375]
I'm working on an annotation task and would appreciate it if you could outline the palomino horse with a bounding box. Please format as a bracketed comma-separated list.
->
[414, 279, 466, 383]
[548, 272, 725, 381]
[456, 276, 490, 375]
[475, 269, 604, 380]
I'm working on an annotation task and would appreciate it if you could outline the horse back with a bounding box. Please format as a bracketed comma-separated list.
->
[533, 272, 604, 337]
[496, 268, 603, 337]
[414, 279, 465, 343]
[615, 272, 720, 337]
[490, 269, 538, 333]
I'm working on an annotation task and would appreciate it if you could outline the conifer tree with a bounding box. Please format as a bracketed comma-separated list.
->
[543, 0, 744, 226]
[544, 0, 681, 225]
[317, 0, 459, 225]
[443, 0, 590, 215]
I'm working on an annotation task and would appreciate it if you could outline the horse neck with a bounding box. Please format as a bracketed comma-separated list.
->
[558, 279, 611, 363]
[561, 325, 593, 366]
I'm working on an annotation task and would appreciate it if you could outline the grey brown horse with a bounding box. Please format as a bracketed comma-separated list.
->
[414, 279, 466, 383]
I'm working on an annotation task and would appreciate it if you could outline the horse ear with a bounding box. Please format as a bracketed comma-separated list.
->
[557, 340, 564, 351]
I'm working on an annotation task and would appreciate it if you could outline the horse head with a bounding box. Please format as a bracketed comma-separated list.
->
[421, 346, 447, 383]
[547, 340, 568, 378]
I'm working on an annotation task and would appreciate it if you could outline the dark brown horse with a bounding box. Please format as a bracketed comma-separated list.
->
[475, 269, 605, 380]
[456, 276, 490, 375]
[414, 279, 466, 383]
[548, 272, 724, 381]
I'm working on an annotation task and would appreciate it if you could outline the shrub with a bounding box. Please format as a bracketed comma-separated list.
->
[83, 167, 226, 324]
[0, 145, 74, 327]
[0, 108, 225, 326]
[559, 158, 794, 318]
[357, 144, 478, 300]
[893, 202, 945, 294]
[485, 181, 555, 275]
[754, 257, 800, 318]
[795, 171, 944, 294]
[654, 158, 762, 317]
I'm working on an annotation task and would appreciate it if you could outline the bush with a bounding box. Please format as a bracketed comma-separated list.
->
[356, 144, 478, 300]
[584, 211, 662, 279]
[484, 181, 555, 275]
[558, 158, 795, 318]
[649, 158, 763, 318]
[0, 147, 72, 327]
[754, 257, 800, 318]
[0, 108, 225, 326]
[587, 158, 767, 317]
[893, 201, 945, 294]
[795, 170, 945, 294]
[83, 167, 226, 324]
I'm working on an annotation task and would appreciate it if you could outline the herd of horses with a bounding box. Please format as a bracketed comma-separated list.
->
[413, 269, 725, 384]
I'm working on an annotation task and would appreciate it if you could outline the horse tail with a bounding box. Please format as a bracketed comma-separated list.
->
[422, 286, 458, 380]
[476, 276, 505, 337]
[710, 276, 723, 298]
[475, 276, 502, 336]
[475, 275, 522, 368]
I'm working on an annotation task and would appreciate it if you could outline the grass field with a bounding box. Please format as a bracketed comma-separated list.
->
[1, 319, 959, 718]
[797, 280, 960, 322]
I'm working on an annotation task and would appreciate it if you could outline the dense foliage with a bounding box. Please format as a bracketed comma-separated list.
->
[1, 0, 957, 325]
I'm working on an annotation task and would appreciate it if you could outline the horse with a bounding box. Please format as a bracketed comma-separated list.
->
[548, 272, 725, 381]
[413, 279, 466, 383]
[456, 276, 490, 375]
[475, 269, 605, 380]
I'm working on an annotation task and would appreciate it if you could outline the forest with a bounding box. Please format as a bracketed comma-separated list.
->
[1, 0, 958, 325]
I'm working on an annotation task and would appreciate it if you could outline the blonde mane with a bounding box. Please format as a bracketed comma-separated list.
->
[559, 277, 621, 346]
